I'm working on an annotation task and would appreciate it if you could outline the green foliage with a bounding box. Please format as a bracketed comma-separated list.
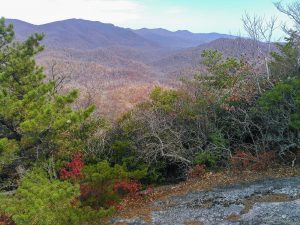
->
[0, 138, 18, 171]
[112, 142, 166, 184]
[201, 49, 223, 69]
[270, 32, 300, 80]
[193, 151, 219, 168]
[84, 160, 147, 183]
[110, 140, 132, 165]
[201, 50, 249, 88]
[150, 86, 179, 112]
[216, 74, 300, 163]
[141, 162, 166, 184]
[0, 18, 94, 173]
[258, 76, 300, 129]
[0, 18, 14, 46]
[0, 169, 110, 225]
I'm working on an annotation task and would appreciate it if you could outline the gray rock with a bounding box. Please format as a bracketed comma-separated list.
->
[111, 176, 300, 225]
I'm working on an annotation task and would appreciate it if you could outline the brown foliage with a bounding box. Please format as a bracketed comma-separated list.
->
[188, 164, 206, 178]
[0, 214, 16, 225]
[230, 150, 276, 172]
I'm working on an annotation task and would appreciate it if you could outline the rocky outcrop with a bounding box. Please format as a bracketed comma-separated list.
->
[112, 176, 300, 225]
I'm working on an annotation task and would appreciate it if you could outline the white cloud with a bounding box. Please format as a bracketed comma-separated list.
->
[0, 0, 144, 25]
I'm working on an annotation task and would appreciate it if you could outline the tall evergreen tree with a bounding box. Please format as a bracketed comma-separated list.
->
[0, 18, 94, 172]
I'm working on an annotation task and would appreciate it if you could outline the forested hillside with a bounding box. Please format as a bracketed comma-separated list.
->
[5, 18, 237, 118]
[0, 1, 300, 224]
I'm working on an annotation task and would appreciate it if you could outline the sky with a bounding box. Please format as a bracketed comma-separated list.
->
[0, 0, 295, 37]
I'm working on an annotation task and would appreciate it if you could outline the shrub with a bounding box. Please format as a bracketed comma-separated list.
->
[270, 33, 300, 81]
[193, 151, 219, 169]
[258, 76, 300, 129]
[80, 161, 147, 208]
[0, 169, 111, 225]
[59, 153, 84, 181]
[109, 140, 132, 165]
[113, 180, 141, 196]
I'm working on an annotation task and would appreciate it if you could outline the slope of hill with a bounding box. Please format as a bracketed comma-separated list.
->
[7, 18, 262, 118]
[152, 38, 272, 78]
[6, 19, 157, 50]
[133, 28, 235, 50]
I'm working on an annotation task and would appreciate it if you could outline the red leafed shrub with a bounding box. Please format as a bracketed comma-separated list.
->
[113, 180, 141, 196]
[188, 164, 206, 178]
[59, 154, 84, 180]
[231, 150, 276, 172]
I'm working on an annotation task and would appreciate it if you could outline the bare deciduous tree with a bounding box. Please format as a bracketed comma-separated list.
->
[132, 108, 193, 165]
[274, 1, 300, 73]
[44, 59, 73, 93]
[275, 0, 300, 32]
[242, 13, 278, 82]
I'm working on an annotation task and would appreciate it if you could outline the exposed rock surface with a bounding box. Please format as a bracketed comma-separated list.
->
[111, 176, 300, 225]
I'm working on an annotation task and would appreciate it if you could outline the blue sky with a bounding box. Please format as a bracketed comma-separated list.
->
[1, 0, 294, 37]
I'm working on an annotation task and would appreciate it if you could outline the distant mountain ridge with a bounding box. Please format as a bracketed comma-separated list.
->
[6, 19, 156, 50]
[6, 18, 235, 50]
[133, 28, 235, 49]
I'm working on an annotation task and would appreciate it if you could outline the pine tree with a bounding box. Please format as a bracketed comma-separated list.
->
[270, 32, 300, 81]
[0, 18, 94, 172]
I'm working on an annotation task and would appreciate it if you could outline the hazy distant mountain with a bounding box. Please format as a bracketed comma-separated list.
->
[6, 19, 235, 51]
[6, 19, 156, 50]
[133, 28, 235, 50]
